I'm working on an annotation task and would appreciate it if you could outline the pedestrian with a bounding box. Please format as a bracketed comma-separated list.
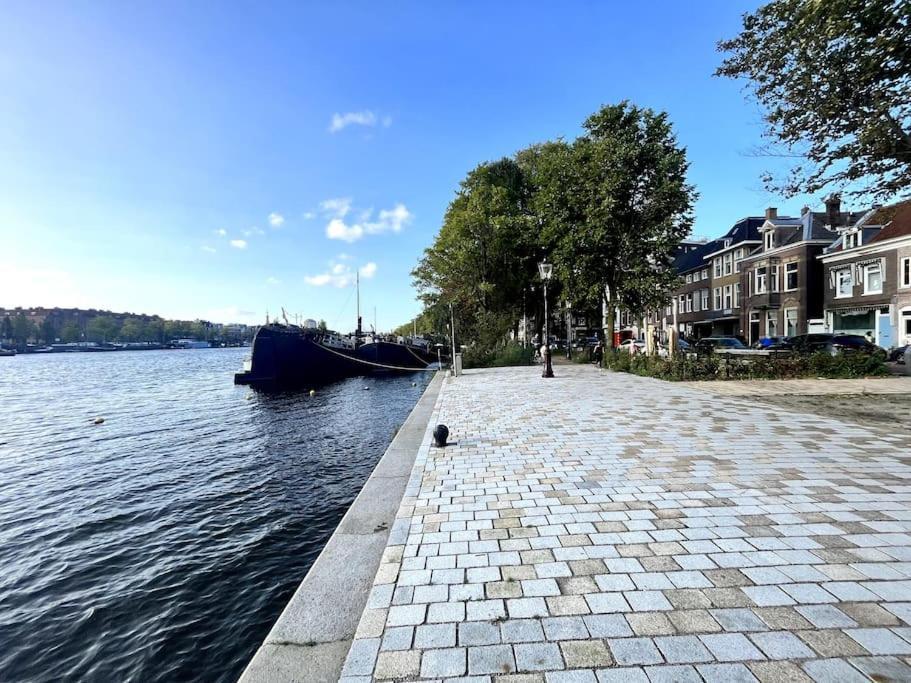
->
[865, 330, 875, 344]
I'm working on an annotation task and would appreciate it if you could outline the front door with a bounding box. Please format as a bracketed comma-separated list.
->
[878, 313, 893, 348]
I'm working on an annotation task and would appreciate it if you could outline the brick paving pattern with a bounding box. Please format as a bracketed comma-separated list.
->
[340, 365, 911, 682]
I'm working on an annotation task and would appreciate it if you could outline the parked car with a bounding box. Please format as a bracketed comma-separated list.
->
[751, 336, 785, 350]
[770, 333, 885, 358]
[888, 344, 908, 364]
[694, 337, 747, 354]
[658, 338, 692, 357]
[619, 339, 646, 353]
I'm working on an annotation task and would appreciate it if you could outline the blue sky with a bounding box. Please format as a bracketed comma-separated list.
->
[1, 0, 817, 329]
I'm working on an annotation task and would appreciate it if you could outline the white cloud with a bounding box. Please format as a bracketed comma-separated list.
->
[201, 245, 217, 253]
[323, 201, 413, 243]
[337, 252, 351, 261]
[242, 227, 265, 237]
[215, 228, 227, 237]
[302, 211, 315, 220]
[329, 110, 377, 133]
[305, 260, 377, 288]
[266, 276, 281, 285]
[229, 239, 248, 249]
[268, 212, 285, 228]
[320, 197, 352, 218]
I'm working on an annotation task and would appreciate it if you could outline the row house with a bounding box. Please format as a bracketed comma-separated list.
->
[739, 196, 865, 343]
[820, 199, 911, 348]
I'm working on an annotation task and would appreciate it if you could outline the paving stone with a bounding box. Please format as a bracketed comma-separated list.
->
[749, 631, 815, 659]
[625, 612, 675, 636]
[643, 664, 701, 682]
[696, 663, 760, 682]
[467, 599, 506, 621]
[800, 658, 867, 683]
[607, 637, 663, 665]
[699, 633, 765, 661]
[653, 635, 714, 664]
[595, 668, 649, 683]
[421, 647, 467, 678]
[501, 619, 545, 644]
[794, 604, 857, 629]
[468, 644, 516, 675]
[381, 626, 414, 651]
[341, 637, 380, 676]
[747, 660, 814, 683]
[508, 597, 549, 619]
[514, 642, 565, 672]
[416, 623, 457, 649]
[710, 608, 768, 632]
[559, 639, 613, 668]
[583, 614, 633, 638]
[848, 655, 911, 682]
[542, 616, 589, 641]
[840, 602, 902, 627]
[667, 609, 721, 634]
[460, 621, 501, 646]
[795, 629, 870, 657]
[844, 627, 911, 655]
[545, 670, 597, 683]
[374, 649, 421, 679]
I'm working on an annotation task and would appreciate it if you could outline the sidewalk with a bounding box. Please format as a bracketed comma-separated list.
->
[340, 364, 911, 682]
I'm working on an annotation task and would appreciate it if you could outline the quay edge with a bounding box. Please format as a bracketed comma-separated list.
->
[239, 371, 444, 683]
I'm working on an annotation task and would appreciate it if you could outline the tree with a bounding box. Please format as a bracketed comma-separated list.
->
[40, 318, 57, 344]
[317, 319, 328, 333]
[86, 316, 120, 343]
[716, 0, 911, 201]
[119, 318, 144, 342]
[61, 322, 83, 343]
[1, 316, 12, 343]
[12, 314, 35, 348]
[531, 103, 695, 345]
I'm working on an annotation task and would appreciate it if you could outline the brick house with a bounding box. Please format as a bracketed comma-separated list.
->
[739, 196, 864, 344]
[820, 199, 911, 349]
[668, 239, 714, 339]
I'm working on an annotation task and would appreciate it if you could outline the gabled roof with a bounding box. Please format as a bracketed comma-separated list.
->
[673, 239, 720, 274]
[869, 199, 911, 244]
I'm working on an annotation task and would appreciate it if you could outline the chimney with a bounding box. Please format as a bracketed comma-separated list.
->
[824, 193, 841, 227]
[765, 207, 778, 220]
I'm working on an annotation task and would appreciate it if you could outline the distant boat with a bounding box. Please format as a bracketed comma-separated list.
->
[172, 339, 211, 349]
[0, 348, 15, 357]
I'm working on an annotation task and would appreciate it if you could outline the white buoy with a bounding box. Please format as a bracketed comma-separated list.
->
[93, 417, 105, 425]
[309, 389, 316, 397]
[363, 386, 370, 391]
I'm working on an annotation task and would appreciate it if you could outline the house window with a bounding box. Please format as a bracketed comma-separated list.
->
[734, 283, 741, 308]
[770, 264, 779, 292]
[755, 266, 767, 294]
[785, 262, 798, 291]
[835, 268, 853, 298]
[685, 273, 692, 284]
[766, 310, 778, 337]
[678, 294, 685, 312]
[785, 308, 798, 337]
[901, 257, 911, 288]
[714, 258, 722, 278]
[714, 287, 722, 310]
[700, 289, 709, 310]
[764, 231, 774, 250]
[723, 252, 733, 275]
[723, 284, 733, 309]
[701, 268, 708, 280]
[863, 262, 883, 295]
[844, 231, 860, 249]
[734, 248, 744, 272]
[685, 293, 693, 313]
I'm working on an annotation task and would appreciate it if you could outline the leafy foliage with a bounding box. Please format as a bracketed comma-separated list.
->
[461, 342, 535, 369]
[716, 0, 911, 200]
[603, 349, 889, 381]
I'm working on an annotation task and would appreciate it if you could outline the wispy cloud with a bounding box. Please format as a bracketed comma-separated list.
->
[266, 276, 281, 285]
[323, 201, 412, 243]
[201, 245, 217, 253]
[214, 228, 227, 237]
[329, 110, 379, 133]
[268, 212, 285, 228]
[302, 211, 316, 220]
[320, 197, 352, 218]
[229, 239, 248, 249]
[305, 260, 378, 288]
[242, 226, 266, 237]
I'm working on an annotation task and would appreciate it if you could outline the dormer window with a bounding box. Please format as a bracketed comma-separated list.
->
[843, 230, 860, 249]
[764, 230, 775, 250]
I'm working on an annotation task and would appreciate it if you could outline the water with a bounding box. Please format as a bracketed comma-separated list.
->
[0, 348, 432, 682]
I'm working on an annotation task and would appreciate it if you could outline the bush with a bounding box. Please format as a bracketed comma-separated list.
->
[601, 349, 889, 381]
[462, 342, 535, 369]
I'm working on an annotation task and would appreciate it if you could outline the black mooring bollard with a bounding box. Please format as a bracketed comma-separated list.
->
[433, 424, 449, 448]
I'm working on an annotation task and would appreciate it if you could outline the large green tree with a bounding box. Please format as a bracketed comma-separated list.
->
[717, 0, 911, 201]
[86, 316, 120, 343]
[12, 314, 36, 348]
[1, 316, 12, 343]
[531, 103, 695, 344]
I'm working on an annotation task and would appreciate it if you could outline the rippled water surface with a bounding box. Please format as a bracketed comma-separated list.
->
[0, 348, 432, 682]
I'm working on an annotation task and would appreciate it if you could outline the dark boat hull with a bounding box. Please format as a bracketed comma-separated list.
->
[234, 325, 434, 388]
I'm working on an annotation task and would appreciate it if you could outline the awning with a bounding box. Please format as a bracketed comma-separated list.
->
[829, 304, 887, 315]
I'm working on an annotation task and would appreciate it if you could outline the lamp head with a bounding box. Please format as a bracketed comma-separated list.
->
[538, 261, 553, 281]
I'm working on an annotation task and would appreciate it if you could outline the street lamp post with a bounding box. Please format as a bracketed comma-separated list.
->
[538, 261, 554, 378]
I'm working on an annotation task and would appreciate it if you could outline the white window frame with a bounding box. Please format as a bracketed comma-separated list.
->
[770, 264, 779, 292]
[700, 289, 709, 310]
[784, 307, 798, 337]
[723, 284, 733, 309]
[901, 257, 911, 289]
[734, 248, 744, 273]
[685, 293, 693, 313]
[844, 231, 860, 249]
[766, 310, 778, 337]
[723, 252, 733, 276]
[764, 231, 774, 250]
[701, 268, 708, 280]
[863, 262, 883, 295]
[734, 282, 741, 308]
[784, 262, 798, 291]
[713, 287, 722, 311]
[713, 258, 722, 278]
[755, 266, 768, 294]
[835, 268, 853, 298]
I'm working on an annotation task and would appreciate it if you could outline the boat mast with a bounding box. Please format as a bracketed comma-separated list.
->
[356, 271, 362, 342]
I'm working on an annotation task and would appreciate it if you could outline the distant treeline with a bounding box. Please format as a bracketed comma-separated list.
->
[1, 308, 256, 348]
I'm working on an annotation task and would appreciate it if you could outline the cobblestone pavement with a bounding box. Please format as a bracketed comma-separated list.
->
[340, 365, 911, 682]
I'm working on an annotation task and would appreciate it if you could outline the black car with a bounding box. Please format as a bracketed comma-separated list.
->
[889, 345, 908, 364]
[694, 337, 747, 354]
[771, 333, 884, 357]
